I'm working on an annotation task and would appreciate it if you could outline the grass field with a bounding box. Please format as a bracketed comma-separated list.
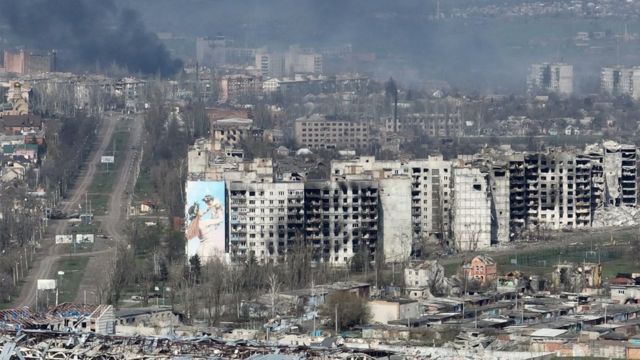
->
[134, 168, 154, 199]
[87, 125, 131, 215]
[444, 241, 635, 280]
[52, 256, 90, 303]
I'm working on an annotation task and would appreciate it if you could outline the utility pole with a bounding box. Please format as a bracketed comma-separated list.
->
[312, 278, 316, 336]
[335, 304, 338, 335]
[474, 307, 478, 328]
[391, 262, 395, 286]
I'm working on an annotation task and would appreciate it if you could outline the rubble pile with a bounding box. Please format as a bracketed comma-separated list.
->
[0, 330, 393, 360]
[592, 206, 640, 227]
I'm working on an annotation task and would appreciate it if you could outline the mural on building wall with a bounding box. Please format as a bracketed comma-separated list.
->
[185, 181, 226, 263]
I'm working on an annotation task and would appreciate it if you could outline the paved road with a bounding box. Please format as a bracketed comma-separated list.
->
[73, 114, 143, 303]
[15, 113, 120, 308]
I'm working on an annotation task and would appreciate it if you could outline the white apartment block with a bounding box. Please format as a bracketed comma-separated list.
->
[452, 167, 492, 251]
[600, 66, 640, 100]
[255, 46, 322, 78]
[255, 50, 285, 78]
[330, 156, 452, 243]
[529, 152, 593, 230]
[601, 66, 635, 97]
[528, 63, 573, 95]
[284, 46, 323, 74]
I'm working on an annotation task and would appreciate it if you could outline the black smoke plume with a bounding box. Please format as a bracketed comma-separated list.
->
[0, 0, 182, 76]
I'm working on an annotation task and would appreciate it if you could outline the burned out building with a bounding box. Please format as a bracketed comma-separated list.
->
[385, 97, 465, 137]
[228, 182, 305, 262]
[523, 150, 593, 230]
[304, 180, 379, 265]
[489, 162, 511, 244]
[601, 141, 637, 207]
[218, 74, 262, 103]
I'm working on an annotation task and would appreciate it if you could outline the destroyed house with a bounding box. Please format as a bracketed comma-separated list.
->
[0, 307, 55, 331]
[115, 306, 179, 327]
[47, 303, 116, 334]
[0, 114, 43, 135]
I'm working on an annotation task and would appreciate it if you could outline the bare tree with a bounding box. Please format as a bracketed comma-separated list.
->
[225, 265, 245, 319]
[267, 270, 281, 318]
[103, 241, 134, 306]
[201, 259, 227, 325]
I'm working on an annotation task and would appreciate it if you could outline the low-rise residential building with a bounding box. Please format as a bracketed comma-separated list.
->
[0, 114, 43, 135]
[369, 299, 420, 324]
[463, 255, 497, 284]
[611, 285, 640, 304]
[403, 260, 447, 298]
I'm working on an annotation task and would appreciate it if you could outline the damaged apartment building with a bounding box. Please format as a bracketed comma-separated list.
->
[330, 156, 452, 248]
[462, 141, 637, 247]
[189, 121, 639, 262]
[188, 129, 398, 265]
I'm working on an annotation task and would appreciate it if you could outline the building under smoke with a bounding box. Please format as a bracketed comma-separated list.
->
[2, 50, 55, 75]
[528, 63, 573, 96]
[0, 0, 181, 76]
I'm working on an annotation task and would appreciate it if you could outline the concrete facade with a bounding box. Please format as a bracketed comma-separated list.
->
[228, 182, 304, 262]
[528, 62, 573, 95]
[601, 66, 637, 97]
[452, 167, 492, 251]
[3, 50, 55, 75]
[602, 141, 637, 207]
[304, 180, 379, 265]
[284, 46, 323, 75]
[369, 299, 420, 325]
[255, 50, 285, 78]
[379, 178, 412, 262]
[489, 163, 511, 244]
[330, 156, 452, 244]
[294, 114, 371, 150]
[385, 97, 465, 137]
[218, 74, 262, 103]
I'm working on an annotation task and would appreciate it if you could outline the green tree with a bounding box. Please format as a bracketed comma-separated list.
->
[321, 292, 371, 330]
